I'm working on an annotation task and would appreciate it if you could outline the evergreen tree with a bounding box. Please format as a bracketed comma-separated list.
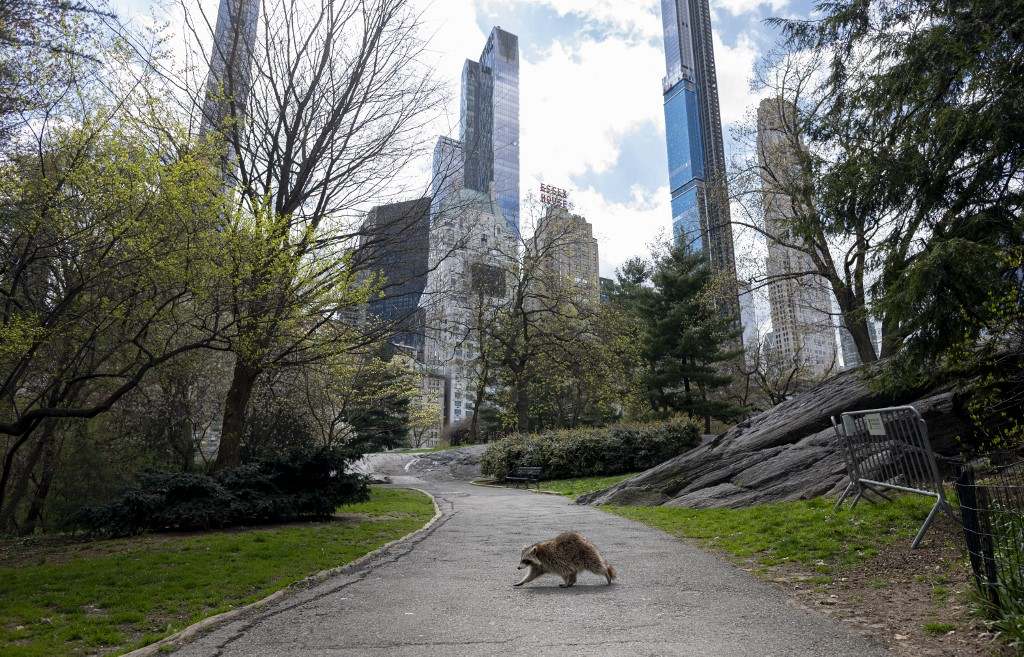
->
[641, 243, 744, 432]
[341, 361, 413, 456]
[774, 0, 1024, 373]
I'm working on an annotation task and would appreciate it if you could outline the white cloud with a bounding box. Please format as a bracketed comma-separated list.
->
[480, 0, 662, 39]
[713, 31, 762, 127]
[514, 34, 674, 274]
[574, 185, 670, 277]
[717, 0, 789, 17]
[520, 36, 664, 184]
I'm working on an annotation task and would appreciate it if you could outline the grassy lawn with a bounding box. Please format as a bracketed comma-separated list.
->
[536, 473, 641, 498]
[606, 495, 936, 574]
[0, 486, 433, 657]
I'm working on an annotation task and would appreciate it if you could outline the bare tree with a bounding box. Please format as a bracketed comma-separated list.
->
[485, 199, 601, 432]
[729, 49, 895, 366]
[181, 0, 445, 469]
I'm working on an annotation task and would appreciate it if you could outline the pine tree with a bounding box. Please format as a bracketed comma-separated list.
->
[641, 243, 744, 432]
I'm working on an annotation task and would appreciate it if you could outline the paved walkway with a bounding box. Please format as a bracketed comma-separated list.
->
[175, 479, 891, 656]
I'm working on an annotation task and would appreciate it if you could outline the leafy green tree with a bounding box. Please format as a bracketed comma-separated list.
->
[639, 243, 744, 432]
[0, 117, 225, 531]
[786, 0, 1024, 371]
[341, 360, 413, 456]
[522, 305, 646, 431]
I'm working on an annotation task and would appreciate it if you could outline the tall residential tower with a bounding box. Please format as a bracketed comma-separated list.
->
[659, 0, 736, 276]
[433, 27, 520, 233]
[758, 97, 837, 377]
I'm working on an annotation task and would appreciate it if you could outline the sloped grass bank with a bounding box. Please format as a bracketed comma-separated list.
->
[608, 496, 1013, 656]
[536, 473, 641, 498]
[0, 486, 433, 657]
[606, 495, 935, 572]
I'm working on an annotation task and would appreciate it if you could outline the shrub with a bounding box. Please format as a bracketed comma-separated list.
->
[72, 448, 368, 537]
[442, 418, 473, 446]
[480, 418, 700, 481]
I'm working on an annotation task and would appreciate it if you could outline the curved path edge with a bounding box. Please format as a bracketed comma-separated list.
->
[121, 487, 444, 657]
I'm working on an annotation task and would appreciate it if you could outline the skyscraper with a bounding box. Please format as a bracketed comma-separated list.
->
[659, 0, 736, 277]
[534, 204, 601, 304]
[431, 136, 464, 222]
[459, 27, 520, 234]
[737, 279, 758, 366]
[201, 0, 260, 138]
[356, 198, 432, 350]
[421, 188, 515, 425]
[758, 97, 837, 377]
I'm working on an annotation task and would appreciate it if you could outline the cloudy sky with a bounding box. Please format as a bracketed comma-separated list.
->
[114, 0, 817, 278]
[413, 0, 817, 277]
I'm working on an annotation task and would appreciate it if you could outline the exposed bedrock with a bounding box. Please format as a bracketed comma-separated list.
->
[579, 368, 968, 508]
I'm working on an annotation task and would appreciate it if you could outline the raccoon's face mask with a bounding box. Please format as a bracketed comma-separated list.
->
[518, 545, 536, 569]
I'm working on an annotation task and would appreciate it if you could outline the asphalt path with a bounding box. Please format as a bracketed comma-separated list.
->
[173, 478, 891, 656]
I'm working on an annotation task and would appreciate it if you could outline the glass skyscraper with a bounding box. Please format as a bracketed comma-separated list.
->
[459, 27, 520, 234]
[659, 0, 736, 278]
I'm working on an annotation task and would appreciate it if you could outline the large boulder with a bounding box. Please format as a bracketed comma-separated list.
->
[352, 445, 487, 481]
[579, 368, 967, 508]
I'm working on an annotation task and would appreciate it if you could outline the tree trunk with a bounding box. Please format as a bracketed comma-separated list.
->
[879, 314, 899, 359]
[514, 377, 530, 433]
[214, 358, 261, 471]
[0, 431, 47, 532]
[0, 419, 45, 530]
[20, 436, 60, 535]
[844, 316, 878, 365]
[832, 283, 877, 365]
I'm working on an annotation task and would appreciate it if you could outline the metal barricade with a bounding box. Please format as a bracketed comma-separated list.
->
[833, 405, 958, 548]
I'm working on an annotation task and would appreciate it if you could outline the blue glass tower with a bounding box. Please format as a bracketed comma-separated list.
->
[460, 27, 520, 234]
[660, 0, 736, 277]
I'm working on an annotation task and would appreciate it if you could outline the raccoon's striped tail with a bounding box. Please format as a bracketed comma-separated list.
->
[605, 563, 617, 582]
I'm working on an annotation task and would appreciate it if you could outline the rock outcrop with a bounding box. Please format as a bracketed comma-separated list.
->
[579, 368, 968, 508]
[353, 444, 486, 481]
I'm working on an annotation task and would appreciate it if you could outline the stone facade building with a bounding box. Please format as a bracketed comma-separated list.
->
[758, 97, 838, 377]
[420, 188, 514, 426]
[533, 206, 600, 304]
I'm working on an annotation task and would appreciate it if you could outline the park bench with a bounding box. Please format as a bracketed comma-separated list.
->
[505, 465, 543, 489]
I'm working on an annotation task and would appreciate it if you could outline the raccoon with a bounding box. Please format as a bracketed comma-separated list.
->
[514, 531, 617, 588]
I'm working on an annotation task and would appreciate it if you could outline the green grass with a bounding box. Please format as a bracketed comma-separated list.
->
[0, 486, 433, 657]
[605, 495, 936, 574]
[922, 621, 956, 635]
[536, 473, 641, 498]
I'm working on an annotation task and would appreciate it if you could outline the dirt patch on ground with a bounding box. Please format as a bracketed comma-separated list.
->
[744, 516, 1014, 657]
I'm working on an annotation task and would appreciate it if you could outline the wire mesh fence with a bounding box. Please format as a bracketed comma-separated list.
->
[832, 405, 1024, 616]
[954, 458, 1024, 614]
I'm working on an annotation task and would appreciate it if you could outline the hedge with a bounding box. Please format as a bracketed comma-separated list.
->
[480, 418, 701, 481]
[72, 448, 368, 537]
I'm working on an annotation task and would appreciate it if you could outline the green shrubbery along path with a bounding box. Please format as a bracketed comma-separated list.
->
[480, 418, 700, 481]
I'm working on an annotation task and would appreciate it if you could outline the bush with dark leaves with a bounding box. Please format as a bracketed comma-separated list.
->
[72, 448, 368, 536]
[480, 418, 700, 481]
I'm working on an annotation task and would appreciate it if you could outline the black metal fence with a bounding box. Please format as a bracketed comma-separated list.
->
[954, 458, 1024, 614]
